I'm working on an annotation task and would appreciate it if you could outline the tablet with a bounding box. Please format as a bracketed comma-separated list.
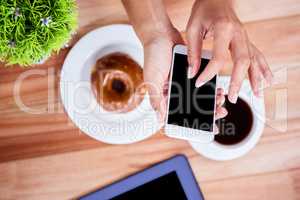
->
[79, 155, 204, 200]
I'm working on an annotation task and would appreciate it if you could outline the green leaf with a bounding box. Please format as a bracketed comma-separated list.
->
[0, 0, 78, 66]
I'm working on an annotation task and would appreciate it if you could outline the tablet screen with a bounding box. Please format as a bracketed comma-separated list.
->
[111, 171, 188, 200]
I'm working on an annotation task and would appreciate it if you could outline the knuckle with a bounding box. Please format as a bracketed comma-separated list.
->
[261, 67, 270, 77]
[211, 56, 226, 65]
[250, 69, 262, 82]
[234, 21, 244, 30]
[216, 18, 245, 35]
[217, 18, 234, 29]
[233, 24, 246, 36]
[255, 74, 262, 82]
[230, 79, 241, 90]
[187, 25, 198, 36]
[187, 48, 197, 60]
[236, 56, 251, 67]
[187, 26, 203, 39]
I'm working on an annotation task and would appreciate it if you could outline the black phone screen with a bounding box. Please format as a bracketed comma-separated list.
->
[167, 53, 217, 132]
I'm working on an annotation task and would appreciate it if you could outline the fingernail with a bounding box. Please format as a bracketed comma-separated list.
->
[187, 66, 193, 79]
[222, 109, 228, 115]
[218, 88, 225, 95]
[195, 80, 205, 88]
[214, 126, 219, 134]
[221, 97, 226, 105]
[229, 93, 238, 104]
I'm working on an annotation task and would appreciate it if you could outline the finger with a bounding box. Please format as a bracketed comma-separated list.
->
[216, 93, 226, 106]
[148, 85, 165, 126]
[157, 96, 167, 125]
[217, 88, 225, 96]
[158, 82, 170, 124]
[195, 21, 233, 87]
[147, 82, 163, 112]
[248, 58, 263, 97]
[255, 49, 273, 86]
[215, 106, 228, 120]
[214, 124, 219, 134]
[143, 51, 168, 120]
[228, 32, 250, 103]
[186, 23, 204, 79]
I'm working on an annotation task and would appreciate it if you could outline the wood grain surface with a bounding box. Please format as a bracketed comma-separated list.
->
[1, 0, 300, 199]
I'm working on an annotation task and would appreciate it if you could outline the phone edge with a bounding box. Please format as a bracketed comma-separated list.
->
[165, 44, 217, 141]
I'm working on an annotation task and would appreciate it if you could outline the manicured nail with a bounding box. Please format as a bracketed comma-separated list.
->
[187, 66, 193, 79]
[195, 80, 205, 88]
[214, 126, 219, 134]
[218, 88, 225, 95]
[221, 97, 226, 105]
[229, 93, 238, 104]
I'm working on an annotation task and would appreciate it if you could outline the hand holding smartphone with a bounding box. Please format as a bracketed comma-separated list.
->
[165, 45, 218, 142]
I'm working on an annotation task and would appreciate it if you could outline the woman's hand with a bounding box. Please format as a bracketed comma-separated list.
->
[140, 25, 229, 128]
[122, 0, 228, 125]
[214, 88, 228, 133]
[142, 27, 183, 122]
[186, 0, 273, 103]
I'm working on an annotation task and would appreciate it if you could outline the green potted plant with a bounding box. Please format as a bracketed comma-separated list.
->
[0, 0, 78, 66]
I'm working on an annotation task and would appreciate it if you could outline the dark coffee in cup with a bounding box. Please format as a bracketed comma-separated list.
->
[215, 96, 253, 145]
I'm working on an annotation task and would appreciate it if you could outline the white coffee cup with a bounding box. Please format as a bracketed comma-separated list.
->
[189, 76, 265, 161]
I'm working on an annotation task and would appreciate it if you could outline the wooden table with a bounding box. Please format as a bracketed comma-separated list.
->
[1, 0, 300, 199]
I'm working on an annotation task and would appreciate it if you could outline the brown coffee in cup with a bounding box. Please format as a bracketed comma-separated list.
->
[215, 96, 253, 145]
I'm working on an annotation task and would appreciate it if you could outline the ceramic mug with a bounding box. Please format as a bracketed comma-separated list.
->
[189, 76, 265, 161]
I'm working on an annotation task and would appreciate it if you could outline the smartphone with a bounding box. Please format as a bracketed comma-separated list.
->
[165, 44, 217, 142]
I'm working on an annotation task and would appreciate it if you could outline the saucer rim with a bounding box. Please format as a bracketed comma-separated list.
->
[60, 24, 162, 144]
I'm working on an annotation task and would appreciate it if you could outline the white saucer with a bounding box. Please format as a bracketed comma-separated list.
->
[60, 24, 161, 144]
[189, 76, 265, 161]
